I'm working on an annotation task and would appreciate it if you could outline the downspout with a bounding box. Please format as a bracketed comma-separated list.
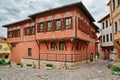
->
[7, 42, 12, 67]
[36, 40, 40, 69]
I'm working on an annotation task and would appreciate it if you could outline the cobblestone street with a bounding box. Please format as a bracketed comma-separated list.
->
[0, 60, 120, 80]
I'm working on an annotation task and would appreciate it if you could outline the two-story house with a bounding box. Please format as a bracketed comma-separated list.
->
[3, 2, 99, 68]
[98, 14, 117, 60]
[0, 36, 10, 59]
[108, 0, 120, 59]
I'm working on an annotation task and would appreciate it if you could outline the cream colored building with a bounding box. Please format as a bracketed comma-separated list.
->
[108, 0, 120, 59]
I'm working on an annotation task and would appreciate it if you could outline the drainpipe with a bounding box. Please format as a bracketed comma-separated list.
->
[36, 40, 40, 69]
[7, 42, 12, 68]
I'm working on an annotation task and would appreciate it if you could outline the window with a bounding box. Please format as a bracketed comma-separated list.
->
[0, 45, 2, 50]
[106, 34, 109, 42]
[50, 42, 56, 50]
[102, 23, 104, 29]
[118, 0, 120, 6]
[47, 21, 52, 31]
[1, 38, 7, 41]
[110, 33, 112, 41]
[38, 23, 44, 32]
[56, 20, 61, 30]
[24, 26, 35, 35]
[65, 18, 72, 29]
[115, 22, 118, 33]
[106, 20, 108, 28]
[59, 41, 65, 50]
[28, 48, 32, 56]
[113, 0, 115, 10]
[31, 26, 35, 35]
[8, 29, 20, 38]
[103, 35, 105, 42]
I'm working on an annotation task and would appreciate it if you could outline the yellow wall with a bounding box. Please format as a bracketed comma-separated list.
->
[109, 0, 120, 59]
[0, 42, 10, 58]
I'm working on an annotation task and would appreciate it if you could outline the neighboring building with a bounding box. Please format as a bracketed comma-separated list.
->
[107, 0, 120, 59]
[3, 2, 99, 68]
[98, 14, 117, 60]
[0, 36, 10, 59]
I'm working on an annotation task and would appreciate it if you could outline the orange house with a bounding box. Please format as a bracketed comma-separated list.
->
[3, 2, 99, 68]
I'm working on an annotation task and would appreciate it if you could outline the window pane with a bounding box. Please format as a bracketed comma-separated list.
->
[59, 41, 65, 50]
[48, 21, 52, 31]
[51, 42, 55, 50]
[65, 18, 72, 29]
[56, 20, 61, 30]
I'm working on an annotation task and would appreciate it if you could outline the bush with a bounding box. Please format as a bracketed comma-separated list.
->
[112, 66, 120, 72]
[46, 64, 53, 67]
[16, 63, 21, 66]
[26, 64, 32, 67]
[0, 59, 6, 65]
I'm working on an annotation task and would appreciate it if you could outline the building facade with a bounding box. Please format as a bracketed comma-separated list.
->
[0, 36, 10, 59]
[98, 14, 117, 60]
[3, 2, 99, 68]
[108, 0, 120, 59]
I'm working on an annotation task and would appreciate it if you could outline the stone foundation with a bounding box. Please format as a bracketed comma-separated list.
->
[21, 58, 38, 68]
[20, 58, 91, 69]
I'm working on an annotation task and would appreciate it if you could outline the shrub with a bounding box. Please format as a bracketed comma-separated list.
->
[26, 64, 32, 67]
[46, 64, 53, 67]
[16, 63, 21, 66]
[112, 66, 120, 72]
[0, 59, 6, 65]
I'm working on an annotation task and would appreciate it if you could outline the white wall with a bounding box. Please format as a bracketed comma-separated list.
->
[101, 18, 113, 47]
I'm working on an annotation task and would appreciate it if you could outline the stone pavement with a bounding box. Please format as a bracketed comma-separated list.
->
[0, 60, 120, 80]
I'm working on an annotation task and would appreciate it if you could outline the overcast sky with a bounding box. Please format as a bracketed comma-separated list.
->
[0, 0, 109, 37]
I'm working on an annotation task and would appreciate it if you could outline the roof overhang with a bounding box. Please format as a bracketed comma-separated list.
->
[29, 2, 95, 22]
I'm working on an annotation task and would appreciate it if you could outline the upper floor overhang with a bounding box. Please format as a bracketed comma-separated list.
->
[29, 1, 95, 23]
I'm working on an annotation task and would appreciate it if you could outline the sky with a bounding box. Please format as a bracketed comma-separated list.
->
[0, 0, 109, 37]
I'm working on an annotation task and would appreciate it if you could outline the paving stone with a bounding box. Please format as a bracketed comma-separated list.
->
[0, 60, 120, 80]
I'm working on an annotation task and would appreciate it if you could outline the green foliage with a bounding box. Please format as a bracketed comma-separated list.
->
[0, 59, 6, 65]
[26, 64, 32, 67]
[112, 66, 120, 72]
[16, 63, 21, 66]
[46, 64, 53, 67]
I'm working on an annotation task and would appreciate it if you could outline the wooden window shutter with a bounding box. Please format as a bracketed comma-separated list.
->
[78, 18, 80, 30]
[44, 22, 47, 32]
[71, 17, 73, 29]
[62, 18, 65, 30]
[37, 23, 40, 33]
[52, 20, 55, 31]
[118, 20, 120, 32]
[114, 23, 116, 33]
[24, 28, 26, 35]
